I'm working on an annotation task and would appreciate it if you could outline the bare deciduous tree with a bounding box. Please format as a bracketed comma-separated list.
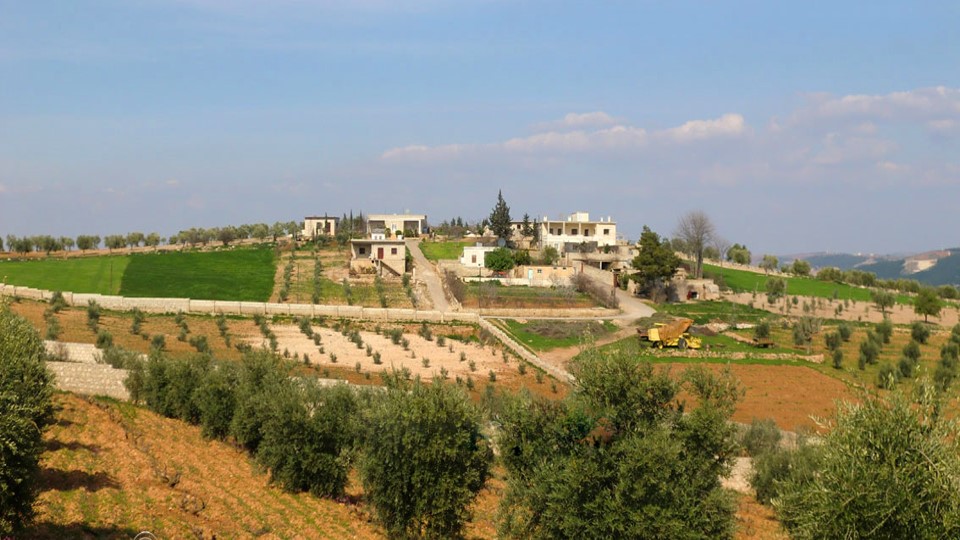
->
[675, 210, 715, 279]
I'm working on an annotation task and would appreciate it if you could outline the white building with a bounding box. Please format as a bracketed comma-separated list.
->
[460, 244, 497, 268]
[366, 214, 428, 236]
[538, 212, 617, 252]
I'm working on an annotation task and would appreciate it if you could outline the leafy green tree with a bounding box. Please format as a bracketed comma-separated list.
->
[217, 226, 238, 246]
[485, 247, 516, 273]
[144, 232, 162, 249]
[520, 213, 534, 238]
[876, 317, 894, 344]
[774, 385, 960, 539]
[914, 287, 943, 322]
[0, 308, 55, 534]
[727, 243, 751, 265]
[766, 276, 786, 304]
[257, 381, 361, 498]
[104, 234, 126, 251]
[497, 348, 741, 539]
[488, 190, 513, 241]
[59, 236, 74, 251]
[759, 254, 779, 274]
[871, 289, 896, 316]
[538, 246, 559, 265]
[126, 231, 144, 248]
[359, 374, 491, 539]
[911, 321, 931, 344]
[630, 226, 681, 297]
[790, 259, 811, 277]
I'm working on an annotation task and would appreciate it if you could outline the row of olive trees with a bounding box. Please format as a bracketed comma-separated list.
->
[2, 221, 303, 255]
[125, 348, 492, 538]
[0, 308, 55, 535]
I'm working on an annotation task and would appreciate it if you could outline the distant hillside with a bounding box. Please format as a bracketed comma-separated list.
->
[858, 250, 960, 286]
[799, 253, 871, 270]
[785, 249, 960, 286]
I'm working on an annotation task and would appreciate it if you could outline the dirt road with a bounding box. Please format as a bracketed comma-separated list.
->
[406, 238, 450, 312]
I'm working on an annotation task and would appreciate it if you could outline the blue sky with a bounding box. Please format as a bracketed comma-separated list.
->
[2, 1, 959, 255]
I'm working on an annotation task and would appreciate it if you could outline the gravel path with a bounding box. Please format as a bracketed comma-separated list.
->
[406, 238, 450, 312]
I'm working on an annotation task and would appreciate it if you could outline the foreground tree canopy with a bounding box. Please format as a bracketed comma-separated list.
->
[0, 307, 55, 534]
[496, 347, 742, 539]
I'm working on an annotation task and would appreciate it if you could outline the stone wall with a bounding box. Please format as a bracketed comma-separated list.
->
[0, 284, 480, 324]
[47, 361, 130, 401]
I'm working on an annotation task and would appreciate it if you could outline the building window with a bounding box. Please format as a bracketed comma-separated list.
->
[471, 255, 477, 263]
[584, 229, 590, 236]
[549, 228, 554, 235]
[391, 248, 398, 255]
[603, 228, 610, 235]
[571, 228, 578, 235]
[359, 247, 366, 255]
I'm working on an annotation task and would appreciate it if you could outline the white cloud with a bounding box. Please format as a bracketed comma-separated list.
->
[381, 113, 740, 162]
[658, 113, 745, 143]
[533, 111, 619, 131]
[927, 118, 958, 136]
[795, 86, 960, 124]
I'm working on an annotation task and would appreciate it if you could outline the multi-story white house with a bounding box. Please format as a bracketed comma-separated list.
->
[366, 214, 428, 236]
[537, 212, 618, 252]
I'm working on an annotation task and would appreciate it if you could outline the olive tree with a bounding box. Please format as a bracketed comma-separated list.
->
[774, 384, 960, 539]
[497, 348, 742, 539]
[359, 374, 492, 539]
[0, 308, 55, 534]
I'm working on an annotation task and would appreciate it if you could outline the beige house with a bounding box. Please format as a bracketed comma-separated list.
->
[539, 212, 617, 252]
[460, 244, 497, 268]
[367, 214, 428, 236]
[513, 265, 577, 287]
[301, 215, 339, 240]
[349, 234, 406, 276]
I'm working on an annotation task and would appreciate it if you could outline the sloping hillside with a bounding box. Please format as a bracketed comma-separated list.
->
[858, 249, 960, 286]
[28, 392, 381, 539]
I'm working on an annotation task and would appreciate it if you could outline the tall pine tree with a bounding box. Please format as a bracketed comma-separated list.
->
[489, 190, 513, 241]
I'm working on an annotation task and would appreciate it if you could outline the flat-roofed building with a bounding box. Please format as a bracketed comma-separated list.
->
[301, 215, 339, 240]
[538, 212, 617, 252]
[366, 214, 428, 236]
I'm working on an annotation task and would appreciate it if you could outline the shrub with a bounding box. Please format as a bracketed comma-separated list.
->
[754, 320, 771, 341]
[86, 300, 101, 331]
[824, 332, 841, 352]
[229, 350, 289, 452]
[48, 290, 68, 313]
[832, 349, 843, 370]
[151, 334, 166, 351]
[876, 318, 893, 344]
[95, 330, 114, 349]
[373, 351, 382, 365]
[876, 363, 900, 389]
[131, 308, 145, 335]
[751, 437, 820, 505]
[837, 322, 853, 342]
[903, 340, 921, 362]
[195, 362, 239, 439]
[898, 357, 916, 379]
[859, 339, 880, 368]
[911, 321, 931, 344]
[188, 335, 211, 354]
[359, 374, 491, 538]
[488, 370, 496, 382]
[419, 322, 433, 341]
[741, 418, 782, 457]
[44, 316, 61, 340]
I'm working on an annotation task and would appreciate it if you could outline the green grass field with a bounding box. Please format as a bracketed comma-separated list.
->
[119, 248, 276, 301]
[419, 241, 472, 261]
[0, 256, 130, 294]
[703, 264, 912, 304]
[653, 300, 776, 325]
[498, 319, 617, 351]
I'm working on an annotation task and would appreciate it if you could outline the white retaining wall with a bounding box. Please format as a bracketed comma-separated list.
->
[0, 284, 480, 324]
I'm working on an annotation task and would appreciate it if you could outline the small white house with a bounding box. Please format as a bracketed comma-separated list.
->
[460, 244, 497, 268]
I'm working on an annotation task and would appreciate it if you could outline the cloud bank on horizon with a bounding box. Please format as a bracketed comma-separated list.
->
[1, 1, 958, 256]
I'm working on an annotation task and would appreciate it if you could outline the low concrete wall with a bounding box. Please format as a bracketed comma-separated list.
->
[468, 307, 619, 318]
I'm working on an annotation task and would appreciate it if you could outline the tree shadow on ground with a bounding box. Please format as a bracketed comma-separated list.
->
[18, 522, 144, 540]
[38, 468, 120, 492]
[45, 439, 101, 453]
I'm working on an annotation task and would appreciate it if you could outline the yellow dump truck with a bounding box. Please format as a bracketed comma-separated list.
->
[638, 318, 702, 350]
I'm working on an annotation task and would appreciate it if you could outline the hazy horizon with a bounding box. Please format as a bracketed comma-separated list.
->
[2, 1, 958, 256]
